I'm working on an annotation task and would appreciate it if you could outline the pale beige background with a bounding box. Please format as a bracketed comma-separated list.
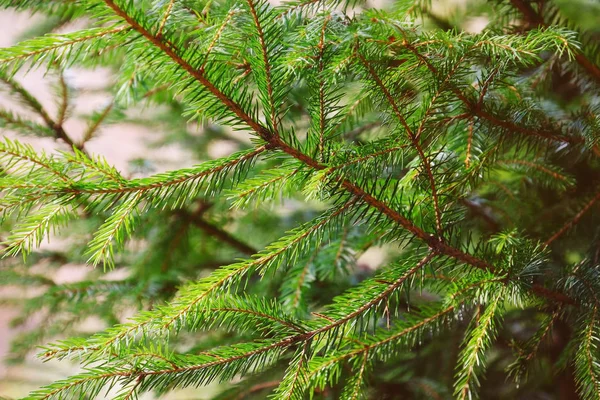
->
[0, 9, 206, 399]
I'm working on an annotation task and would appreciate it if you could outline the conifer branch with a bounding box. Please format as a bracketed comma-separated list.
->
[509, 0, 600, 83]
[156, 0, 175, 38]
[102, 0, 271, 138]
[316, 15, 331, 161]
[99, 0, 578, 308]
[0, 73, 81, 150]
[400, 37, 579, 145]
[56, 68, 69, 127]
[246, 0, 280, 134]
[4, 3, 600, 398]
[60, 146, 266, 195]
[82, 100, 114, 145]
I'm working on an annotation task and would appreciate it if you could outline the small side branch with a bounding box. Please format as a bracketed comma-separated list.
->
[184, 212, 257, 256]
[545, 192, 600, 246]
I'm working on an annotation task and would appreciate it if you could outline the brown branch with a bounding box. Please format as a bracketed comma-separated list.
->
[545, 191, 600, 246]
[247, 0, 279, 134]
[317, 15, 332, 161]
[183, 212, 257, 256]
[356, 48, 444, 234]
[156, 0, 176, 38]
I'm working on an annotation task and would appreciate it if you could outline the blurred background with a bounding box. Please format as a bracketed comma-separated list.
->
[0, 7, 197, 399]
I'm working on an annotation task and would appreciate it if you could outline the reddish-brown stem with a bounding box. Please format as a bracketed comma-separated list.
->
[184, 212, 257, 256]
[316, 15, 332, 160]
[247, 0, 279, 134]
[356, 49, 444, 234]
[545, 192, 600, 246]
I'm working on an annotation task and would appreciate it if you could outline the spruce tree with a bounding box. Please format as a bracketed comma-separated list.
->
[1, 0, 600, 399]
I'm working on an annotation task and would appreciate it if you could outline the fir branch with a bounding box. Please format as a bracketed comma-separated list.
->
[316, 15, 331, 160]
[0, 25, 131, 68]
[575, 307, 600, 399]
[98, 0, 520, 296]
[81, 100, 114, 145]
[5, 3, 600, 398]
[341, 350, 369, 400]
[454, 287, 505, 400]
[55, 68, 69, 127]
[156, 0, 176, 38]
[246, 0, 280, 134]
[0, 73, 80, 149]
[102, 0, 270, 136]
[399, 34, 580, 145]
[509, 0, 600, 83]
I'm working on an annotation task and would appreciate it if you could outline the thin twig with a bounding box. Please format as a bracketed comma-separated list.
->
[545, 192, 600, 246]
[183, 211, 257, 256]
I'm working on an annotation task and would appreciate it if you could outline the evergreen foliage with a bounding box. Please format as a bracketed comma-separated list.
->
[0, 0, 600, 398]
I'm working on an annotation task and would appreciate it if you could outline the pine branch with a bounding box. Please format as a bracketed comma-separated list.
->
[0, 25, 131, 69]
[246, 0, 280, 134]
[399, 33, 581, 146]
[5, 3, 600, 398]
[575, 307, 600, 399]
[156, 0, 175, 38]
[97, 0, 579, 309]
[454, 287, 505, 400]
[509, 0, 600, 83]
[316, 15, 332, 161]
[102, 0, 270, 136]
